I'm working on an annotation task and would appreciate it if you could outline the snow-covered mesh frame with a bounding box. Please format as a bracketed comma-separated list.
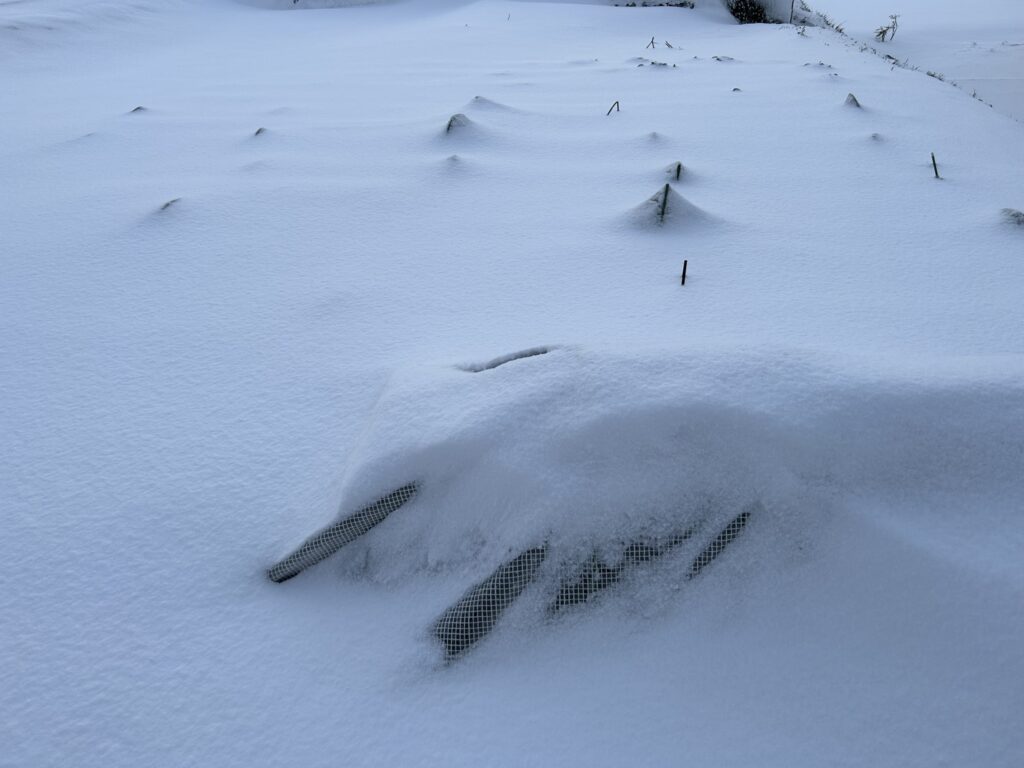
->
[550, 527, 696, 611]
[434, 546, 547, 660]
[268, 482, 418, 583]
[460, 346, 552, 373]
[687, 508, 752, 579]
[435, 505, 757, 661]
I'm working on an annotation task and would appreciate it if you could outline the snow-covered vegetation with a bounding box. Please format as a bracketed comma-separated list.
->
[2, 0, 1022, 765]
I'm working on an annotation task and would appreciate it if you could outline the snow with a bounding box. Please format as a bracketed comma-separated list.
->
[2, 0, 1023, 765]
[805, 0, 1024, 120]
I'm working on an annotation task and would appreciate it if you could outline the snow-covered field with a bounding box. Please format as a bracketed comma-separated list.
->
[2, 0, 1023, 765]
[808, 0, 1024, 120]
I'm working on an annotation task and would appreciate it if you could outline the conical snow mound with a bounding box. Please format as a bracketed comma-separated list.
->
[442, 112, 478, 138]
[626, 184, 709, 228]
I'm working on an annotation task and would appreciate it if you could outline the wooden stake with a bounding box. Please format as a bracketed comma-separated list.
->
[606, 100, 620, 116]
[681, 259, 688, 286]
[931, 152, 941, 179]
[647, 36, 656, 49]
[675, 162, 682, 180]
[658, 183, 670, 223]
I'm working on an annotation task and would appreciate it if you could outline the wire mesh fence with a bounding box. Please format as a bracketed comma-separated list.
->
[267, 482, 418, 583]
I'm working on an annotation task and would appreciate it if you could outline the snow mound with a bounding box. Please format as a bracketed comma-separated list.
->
[465, 96, 518, 113]
[276, 348, 1024, 598]
[626, 184, 710, 227]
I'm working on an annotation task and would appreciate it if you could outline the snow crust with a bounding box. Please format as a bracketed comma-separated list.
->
[2, 0, 1023, 765]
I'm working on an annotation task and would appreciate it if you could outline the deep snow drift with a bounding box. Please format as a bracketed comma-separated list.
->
[2, 0, 1023, 766]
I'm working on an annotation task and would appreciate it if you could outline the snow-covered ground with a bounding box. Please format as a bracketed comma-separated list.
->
[2, 1, 1023, 765]
[807, 0, 1024, 120]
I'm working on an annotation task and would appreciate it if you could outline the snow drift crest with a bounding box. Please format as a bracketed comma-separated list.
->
[266, 347, 1024, 659]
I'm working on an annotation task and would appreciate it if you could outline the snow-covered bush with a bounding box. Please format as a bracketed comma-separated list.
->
[727, 0, 769, 23]
[874, 14, 900, 42]
[726, 0, 788, 24]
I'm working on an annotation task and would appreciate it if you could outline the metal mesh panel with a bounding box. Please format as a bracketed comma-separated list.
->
[687, 508, 752, 579]
[550, 529, 696, 611]
[434, 505, 757, 661]
[267, 482, 418, 583]
[434, 546, 547, 661]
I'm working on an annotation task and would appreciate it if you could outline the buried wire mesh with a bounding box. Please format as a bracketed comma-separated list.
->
[434, 546, 548, 660]
[461, 346, 552, 373]
[550, 528, 697, 611]
[267, 482, 418, 583]
[435, 505, 757, 661]
[266, 481, 757, 658]
[687, 507, 753, 579]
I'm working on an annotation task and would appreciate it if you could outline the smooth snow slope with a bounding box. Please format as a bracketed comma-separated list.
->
[807, 0, 1024, 120]
[2, 0, 1023, 766]
[0, 0, 186, 53]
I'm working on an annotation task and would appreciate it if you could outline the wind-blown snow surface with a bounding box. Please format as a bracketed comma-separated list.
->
[2, 0, 1023, 765]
